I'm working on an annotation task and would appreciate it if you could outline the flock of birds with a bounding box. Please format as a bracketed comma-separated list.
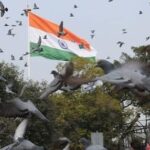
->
[0, 0, 150, 149]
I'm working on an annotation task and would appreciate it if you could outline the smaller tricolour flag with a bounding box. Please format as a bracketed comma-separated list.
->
[28, 12, 97, 61]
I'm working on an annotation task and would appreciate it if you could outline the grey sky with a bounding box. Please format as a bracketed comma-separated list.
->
[0, 0, 150, 81]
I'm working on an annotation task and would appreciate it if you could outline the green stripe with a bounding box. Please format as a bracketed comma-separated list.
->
[30, 42, 95, 61]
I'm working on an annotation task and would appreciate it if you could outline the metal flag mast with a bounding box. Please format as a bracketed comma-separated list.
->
[27, 1, 31, 80]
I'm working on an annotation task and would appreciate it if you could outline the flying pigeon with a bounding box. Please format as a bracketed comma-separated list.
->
[1, 119, 45, 150]
[54, 137, 71, 150]
[43, 35, 47, 39]
[94, 61, 150, 92]
[7, 29, 15, 36]
[4, 23, 9, 26]
[33, 3, 39, 9]
[96, 59, 115, 74]
[146, 36, 150, 41]
[24, 62, 28, 67]
[23, 8, 31, 16]
[31, 36, 43, 53]
[0, 1, 8, 17]
[39, 62, 95, 99]
[139, 11, 143, 14]
[0, 48, 4, 53]
[70, 13, 74, 17]
[11, 54, 15, 60]
[19, 56, 23, 60]
[18, 21, 22, 26]
[91, 30, 95, 34]
[117, 41, 124, 47]
[58, 21, 67, 37]
[74, 4, 78, 8]
[90, 34, 95, 39]
[0, 97, 49, 121]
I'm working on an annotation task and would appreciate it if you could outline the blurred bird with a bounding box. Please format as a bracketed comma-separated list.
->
[74, 4, 78, 8]
[96, 59, 115, 74]
[23, 8, 31, 16]
[58, 21, 67, 37]
[19, 56, 23, 60]
[56, 137, 71, 150]
[33, 3, 39, 9]
[117, 41, 124, 47]
[90, 34, 95, 39]
[91, 30, 95, 34]
[94, 61, 150, 92]
[18, 21, 22, 26]
[108, 0, 113, 2]
[139, 11, 143, 14]
[0, 97, 49, 121]
[0, 48, 4, 53]
[24, 62, 28, 67]
[4, 23, 9, 26]
[146, 36, 150, 41]
[1, 119, 45, 150]
[0, 1, 8, 17]
[23, 52, 30, 56]
[43, 35, 47, 39]
[12, 24, 16, 27]
[11, 54, 15, 60]
[7, 29, 15, 36]
[31, 36, 43, 53]
[5, 16, 9, 19]
[70, 13, 74, 17]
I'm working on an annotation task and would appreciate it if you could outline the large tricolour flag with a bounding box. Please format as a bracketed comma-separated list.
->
[28, 12, 97, 61]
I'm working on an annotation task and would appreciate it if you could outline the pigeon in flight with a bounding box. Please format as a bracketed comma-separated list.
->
[0, 48, 4, 53]
[70, 13, 74, 17]
[23, 8, 31, 16]
[1, 119, 45, 150]
[33, 3, 39, 9]
[11, 54, 15, 60]
[108, 0, 113, 2]
[90, 34, 95, 39]
[43, 35, 47, 39]
[74, 4, 78, 8]
[4, 23, 9, 26]
[24, 62, 28, 67]
[0, 97, 49, 121]
[117, 41, 124, 47]
[19, 56, 23, 60]
[7, 29, 15, 36]
[0, 1, 8, 17]
[139, 11, 143, 14]
[31, 36, 43, 53]
[146, 36, 150, 41]
[58, 21, 67, 37]
[91, 30, 95, 34]
[94, 61, 150, 92]
[39, 62, 95, 99]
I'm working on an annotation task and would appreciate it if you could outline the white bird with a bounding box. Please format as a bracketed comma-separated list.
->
[1, 119, 45, 150]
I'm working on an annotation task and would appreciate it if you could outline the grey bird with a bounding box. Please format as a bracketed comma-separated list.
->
[0, 1, 8, 17]
[0, 48, 4, 53]
[23, 8, 31, 16]
[11, 54, 15, 60]
[39, 62, 95, 99]
[117, 41, 124, 47]
[0, 97, 49, 121]
[1, 119, 45, 150]
[146, 36, 150, 41]
[43, 35, 47, 39]
[90, 34, 95, 39]
[33, 3, 39, 9]
[18, 21, 22, 26]
[96, 59, 115, 74]
[58, 21, 67, 37]
[31, 36, 43, 53]
[74, 4, 78, 8]
[70, 13, 74, 17]
[80, 137, 107, 150]
[56, 137, 71, 150]
[7, 29, 15, 36]
[4, 23, 9, 26]
[94, 61, 150, 92]
[139, 10, 143, 14]
[24, 62, 28, 67]
[19, 56, 23, 60]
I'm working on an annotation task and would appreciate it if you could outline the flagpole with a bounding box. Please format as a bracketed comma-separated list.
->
[27, 1, 31, 80]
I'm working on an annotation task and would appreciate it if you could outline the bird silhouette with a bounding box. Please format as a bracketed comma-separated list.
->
[31, 36, 43, 53]
[0, 48, 4, 53]
[146, 36, 150, 41]
[70, 13, 74, 17]
[33, 3, 39, 9]
[74, 4, 78, 8]
[139, 11, 143, 14]
[7, 29, 15, 36]
[11, 54, 15, 60]
[0, 1, 8, 17]
[117, 41, 124, 47]
[58, 21, 67, 37]
[1, 119, 45, 150]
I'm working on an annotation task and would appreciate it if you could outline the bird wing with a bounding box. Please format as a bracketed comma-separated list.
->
[14, 119, 28, 142]
[12, 98, 49, 122]
[0, 1, 4, 17]
[0, 102, 29, 118]
[37, 36, 42, 47]
[61, 62, 74, 78]
[8, 29, 12, 35]
[39, 78, 63, 100]
[59, 21, 63, 33]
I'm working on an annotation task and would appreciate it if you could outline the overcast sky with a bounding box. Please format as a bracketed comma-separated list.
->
[0, 0, 150, 82]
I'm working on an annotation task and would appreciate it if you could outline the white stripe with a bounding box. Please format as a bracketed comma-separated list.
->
[29, 27, 97, 57]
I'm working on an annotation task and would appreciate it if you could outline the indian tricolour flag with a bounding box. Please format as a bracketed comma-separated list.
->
[28, 12, 97, 61]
